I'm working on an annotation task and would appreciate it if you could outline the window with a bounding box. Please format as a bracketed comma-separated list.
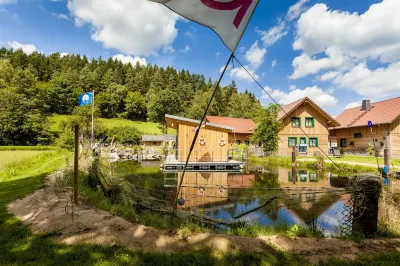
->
[309, 138, 318, 147]
[340, 138, 347, 147]
[152, 142, 157, 145]
[354, 133, 362, 138]
[245, 140, 250, 146]
[305, 117, 315, 128]
[309, 173, 317, 182]
[288, 137, 297, 147]
[291, 117, 301, 127]
[300, 137, 307, 145]
[236, 140, 241, 145]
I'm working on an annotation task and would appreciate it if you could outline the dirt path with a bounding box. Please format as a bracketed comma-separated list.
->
[8, 186, 400, 265]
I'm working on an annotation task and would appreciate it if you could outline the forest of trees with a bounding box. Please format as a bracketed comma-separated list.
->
[0, 48, 263, 145]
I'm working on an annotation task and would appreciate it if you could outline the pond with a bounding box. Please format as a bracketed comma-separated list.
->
[99, 160, 351, 236]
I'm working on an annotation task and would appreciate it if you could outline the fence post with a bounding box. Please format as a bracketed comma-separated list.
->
[292, 146, 297, 184]
[348, 174, 382, 236]
[74, 124, 79, 205]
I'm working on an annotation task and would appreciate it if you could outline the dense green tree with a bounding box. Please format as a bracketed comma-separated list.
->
[0, 88, 51, 145]
[0, 47, 265, 146]
[125, 91, 146, 120]
[251, 104, 282, 152]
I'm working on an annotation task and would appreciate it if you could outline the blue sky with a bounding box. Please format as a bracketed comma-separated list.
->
[1, 0, 399, 117]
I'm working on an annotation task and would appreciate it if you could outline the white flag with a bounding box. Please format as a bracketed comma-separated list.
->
[150, 0, 259, 52]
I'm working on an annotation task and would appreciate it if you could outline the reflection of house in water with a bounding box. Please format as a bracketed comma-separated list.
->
[278, 168, 329, 188]
[178, 172, 229, 209]
[173, 172, 256, 209]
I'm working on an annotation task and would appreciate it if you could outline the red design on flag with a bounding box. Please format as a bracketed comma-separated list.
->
[201, 0, 253, 28]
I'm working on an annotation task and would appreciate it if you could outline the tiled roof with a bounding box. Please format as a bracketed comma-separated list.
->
[335, 97, 400, 129]
[278, 97, 340, 127]
[278, 98, 304, 120]
[206, 116, 255, 134]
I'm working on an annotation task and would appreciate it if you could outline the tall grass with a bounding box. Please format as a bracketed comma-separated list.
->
[0, 146, 57, 151]
[0, 150, 69, 180]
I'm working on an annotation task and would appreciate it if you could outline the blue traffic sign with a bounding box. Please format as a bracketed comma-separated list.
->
[368, 121, 373, 128]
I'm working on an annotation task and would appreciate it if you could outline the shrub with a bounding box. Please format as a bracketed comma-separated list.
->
[106, 126, 142, 145]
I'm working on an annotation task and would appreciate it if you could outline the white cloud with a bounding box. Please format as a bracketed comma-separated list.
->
[271, 59, 277, 68]
[257, 0, 309, 48]
[180, 45, 191, 53]
[291, 0, 400, 79]
[60, 52, 70, 57]
[216, 52, 220, 58]
[8, 41, 37, 55]
[0, 0, 17, 5]
[238, 46, 246, 53]
[230, 66, 259, 82]
[286, 0, 309, 21]
[184, 31, 195, 39]
[257, 21, 288, 47]
[289, 85, 296, 91]
[319, 71, 340, 81]
[245, 41, 266, 69]
[52, 12, 70, 20]
[294, 1, 400, 63]
[112, 54, 147, 66]
[334, 62, 400, 98]
[290, 47, 354, 79]
[344, 102, 361, 110]
[67, 0, 179, 56]
[262, 85, 338, 108]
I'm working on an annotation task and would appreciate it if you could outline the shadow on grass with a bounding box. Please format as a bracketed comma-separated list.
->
[0, 173, 309, 266]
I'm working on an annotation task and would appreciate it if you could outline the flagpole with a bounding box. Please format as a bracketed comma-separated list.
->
[91, 90, 95, 149]
[173, 53, 234, 210]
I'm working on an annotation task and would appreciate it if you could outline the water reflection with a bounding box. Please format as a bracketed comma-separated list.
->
[103, 160, 349, 235]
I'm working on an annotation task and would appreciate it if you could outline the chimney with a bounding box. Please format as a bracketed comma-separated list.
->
[361, 100, 371, 111]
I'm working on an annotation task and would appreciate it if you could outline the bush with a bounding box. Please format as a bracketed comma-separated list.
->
[106, 126, 142, 145]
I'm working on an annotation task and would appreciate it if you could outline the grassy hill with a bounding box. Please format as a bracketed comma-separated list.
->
[50, 115, 164, 135]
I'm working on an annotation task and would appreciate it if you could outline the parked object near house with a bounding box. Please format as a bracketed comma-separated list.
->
[333, 149, 344, 158]
[277, 97, 340, 156]
[330, 98, 400, 157]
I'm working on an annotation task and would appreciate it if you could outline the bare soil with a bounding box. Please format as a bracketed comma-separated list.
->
[8, 187, 400, 265]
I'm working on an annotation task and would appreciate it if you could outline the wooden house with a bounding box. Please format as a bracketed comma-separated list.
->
[329, 98, 400, 157]
[205, 116, 255, 147]
[165, 114, 234, 163]
[277, 97, 340, 156]
[141, 134, 176, 152]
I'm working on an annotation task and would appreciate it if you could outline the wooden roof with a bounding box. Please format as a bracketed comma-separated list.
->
[206, 116, 255, 134]
[278, 97, 341, 127]
[165, 114, 234, 131]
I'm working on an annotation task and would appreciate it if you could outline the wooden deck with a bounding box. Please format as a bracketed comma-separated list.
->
[162, 155, 244, 172]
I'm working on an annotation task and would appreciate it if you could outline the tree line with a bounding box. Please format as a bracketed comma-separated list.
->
[0, 48, 263, 146]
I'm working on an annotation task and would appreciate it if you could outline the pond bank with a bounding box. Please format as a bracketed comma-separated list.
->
[248, 156, 380, 174]
[8, 183, 400, 265]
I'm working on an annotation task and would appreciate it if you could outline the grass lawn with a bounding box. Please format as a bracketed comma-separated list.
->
[1, 153, 399, 265]
[0, 152, 309, 265]
[298, 155, 400, 167]
[0, 151, 48, 170]
[50, 115, 167, 135]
